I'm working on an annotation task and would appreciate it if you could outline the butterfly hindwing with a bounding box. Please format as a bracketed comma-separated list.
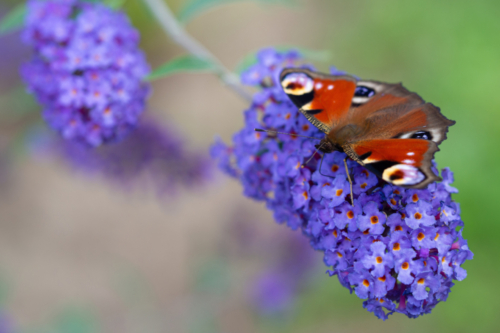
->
[348, 138, 440, 188]
[280, 68, 357, 133]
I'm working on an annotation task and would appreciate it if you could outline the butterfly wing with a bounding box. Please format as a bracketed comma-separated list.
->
[280, 68, 357, 133]
[348, 138, 440, 188]
[342, 81, 455, 188]
[347, 80, 455, 145]
[280, 69, 455, 188]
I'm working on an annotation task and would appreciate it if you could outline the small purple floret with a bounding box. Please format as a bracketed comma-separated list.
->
[211, 48, 473, 319]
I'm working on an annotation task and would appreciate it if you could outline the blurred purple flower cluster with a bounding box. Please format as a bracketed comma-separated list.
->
[21, 0, 150, 146]
[211, 48, 473, 319]
[250, 229, 318, 316]
[47, 117, 211, 194]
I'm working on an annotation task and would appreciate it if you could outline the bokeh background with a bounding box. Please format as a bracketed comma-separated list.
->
[0, 0, 499, 332]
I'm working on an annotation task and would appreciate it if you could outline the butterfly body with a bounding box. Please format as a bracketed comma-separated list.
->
[280, 68, 455, 189]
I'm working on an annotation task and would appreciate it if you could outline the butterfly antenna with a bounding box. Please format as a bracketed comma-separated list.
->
[302, 142, 324, 167]
[344, 157, 354, 206]
[254, 128, 321, 140]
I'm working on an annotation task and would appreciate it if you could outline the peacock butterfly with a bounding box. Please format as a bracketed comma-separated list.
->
[279, 68, 455, 188]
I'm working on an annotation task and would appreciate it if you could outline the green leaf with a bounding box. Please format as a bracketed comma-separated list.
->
[0, 3, 26, 35]
[146, 55, 216, 81]
[234, 46, 332, 74]
[178, 0, 296, 24]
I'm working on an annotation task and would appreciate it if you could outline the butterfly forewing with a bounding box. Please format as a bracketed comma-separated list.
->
[280, 68, 357, 133]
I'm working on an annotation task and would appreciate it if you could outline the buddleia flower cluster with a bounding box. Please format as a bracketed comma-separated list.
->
[211, 48, 473, 319]
[45, 117, 211, 195]
[21, 0, 150, 146]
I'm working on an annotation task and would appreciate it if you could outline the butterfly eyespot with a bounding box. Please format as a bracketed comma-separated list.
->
[410, 131, 432, 140]
[280, 73, 314, 96]
[390, 171, 404, 181]
[351, 85, 377, 106]
[382, 164, 425, 186]
[354, 86, 376, 98]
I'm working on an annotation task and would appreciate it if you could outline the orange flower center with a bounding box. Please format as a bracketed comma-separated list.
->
[390, 198, 397, 205]
[393, 243, 401, 251]
[347, 210, 354, 219]
[402, 262, 409, 270]
[360, 183, 367, 189]
[417, 232, 425, 241]
[333, 230, 338, 237]
[370, 216, 379, 224]
[395, 225, 403, 231]
[376, 256, 383, 264]
[336, 189, 343, 196]
[414, 212, 422, 220]
[363, 279, 370, 287]
[412, 194, 419, 202]
[417, 278, 425, 285]
[378, 276, 386, 282]
[331, 165, 339, 172]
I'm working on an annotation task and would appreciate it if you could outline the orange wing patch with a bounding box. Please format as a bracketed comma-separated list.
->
[280, 69, 357, 133]
[350, 139, 440, 188]
[353, 139, 428, 167]
[305, 78, 357, 127]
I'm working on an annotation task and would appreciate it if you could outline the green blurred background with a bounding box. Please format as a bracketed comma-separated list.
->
[0, 0, 499, 332]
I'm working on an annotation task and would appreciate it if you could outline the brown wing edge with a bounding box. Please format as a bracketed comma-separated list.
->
[298, 109, 331, 133]
[419, 102, 456, 145]
[406, 140, 441, 189]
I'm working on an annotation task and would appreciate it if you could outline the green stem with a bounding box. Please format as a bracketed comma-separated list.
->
[142, 0, 252, 102]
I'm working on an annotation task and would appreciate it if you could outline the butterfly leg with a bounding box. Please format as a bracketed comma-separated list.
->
[302, 142, 324, 168]
[318, 154, 335, 179]
[344, 157, 354, 206]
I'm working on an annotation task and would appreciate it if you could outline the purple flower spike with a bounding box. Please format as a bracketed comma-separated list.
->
[22, 0, 150, 147]
[49, 117, 211, 194]
[211, 48, 473, 319]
